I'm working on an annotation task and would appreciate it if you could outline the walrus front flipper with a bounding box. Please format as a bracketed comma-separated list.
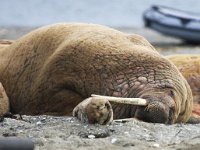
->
[73, 97, 113, 125]
[187, 114, 200, 124]
[0, 82, 10, 120]
[187, 102, 200, 124]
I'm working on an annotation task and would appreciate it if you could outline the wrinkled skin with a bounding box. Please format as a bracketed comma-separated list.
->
[0, 23, 193, 124]
[167, 55, 200, 120]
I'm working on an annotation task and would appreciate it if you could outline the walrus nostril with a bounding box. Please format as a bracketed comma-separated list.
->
[134, 101, 169, 123]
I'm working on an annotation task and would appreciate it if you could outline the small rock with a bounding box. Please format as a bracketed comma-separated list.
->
[111, 138, 117, 144]
[3, 132, 17, 137]
[17, 129, 24, 133]
[84, 125, 88, 128]
[36, 121, 42, 125]
[88, 135, 95, 139]
[41, 117, 46, 122]
[124, 131, 129, 134]
[152, 143, 160, 148]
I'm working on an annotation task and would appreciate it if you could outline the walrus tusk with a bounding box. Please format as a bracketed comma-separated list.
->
[91, 94, 147, 106]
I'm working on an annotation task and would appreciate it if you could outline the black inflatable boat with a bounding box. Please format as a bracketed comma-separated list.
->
[143, 5, 200, 43]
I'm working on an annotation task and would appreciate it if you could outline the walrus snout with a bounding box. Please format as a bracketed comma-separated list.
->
[134, 101, 174, 124]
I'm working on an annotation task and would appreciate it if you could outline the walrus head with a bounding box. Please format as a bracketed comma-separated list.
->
[136, 68, 193, 124]
[108, 62, 193, 124]
[134, 89, 177, 124]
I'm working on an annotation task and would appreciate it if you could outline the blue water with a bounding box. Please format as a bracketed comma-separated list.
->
[0, 0, 200, 27]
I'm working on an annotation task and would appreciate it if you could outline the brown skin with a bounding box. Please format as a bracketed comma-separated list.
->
[0, 23, 193, 124]
[167, 55, 200, 121]
[0, 40, 13, 117]
[0, 83, 9, 117]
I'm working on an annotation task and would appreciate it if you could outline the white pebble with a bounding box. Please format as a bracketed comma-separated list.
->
[84, 125, 88, 128]
[36, 121, 42, 125]
[88, 135, 95, 139]
[152, 143, 160, 148]
[111, 138, 117, 144]
[17, 130, 23, 133]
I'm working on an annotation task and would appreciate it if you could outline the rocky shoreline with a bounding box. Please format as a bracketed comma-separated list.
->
[1, 116, 200, 150]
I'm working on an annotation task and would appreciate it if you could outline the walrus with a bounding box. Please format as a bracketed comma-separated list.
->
[0, 23, 193, 124]
[167, 55, 200, 119]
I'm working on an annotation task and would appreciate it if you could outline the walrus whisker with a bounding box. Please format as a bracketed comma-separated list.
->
[91, 94, 147, 106]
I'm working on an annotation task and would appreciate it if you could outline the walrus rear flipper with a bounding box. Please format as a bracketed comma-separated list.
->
[187, 114, 200, 124]
[187, 102, 200, 124]
[0, 82, 9, 119]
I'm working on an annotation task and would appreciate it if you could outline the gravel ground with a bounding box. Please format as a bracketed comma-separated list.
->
[1, 26, 200, 150]
[1, 116, 200, 150]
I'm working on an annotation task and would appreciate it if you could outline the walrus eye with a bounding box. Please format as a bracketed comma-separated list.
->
[169, 90, 175, 98]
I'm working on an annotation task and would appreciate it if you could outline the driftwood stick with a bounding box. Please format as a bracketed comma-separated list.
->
[91, 94, 147, 106]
